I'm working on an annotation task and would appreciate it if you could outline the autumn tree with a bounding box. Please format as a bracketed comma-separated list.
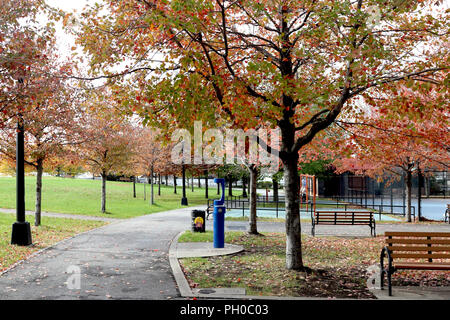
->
[77, 0, 449, 270]
[80, 98, 138, 213]
[0, 2, 83, 226]
[0, 76, 83, 225]
[134, 127, 168, 204]
[0, 0, 57, 125]
[333, 83, 449, 222]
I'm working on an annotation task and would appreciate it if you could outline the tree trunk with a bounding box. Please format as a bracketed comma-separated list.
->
[191, 175, 194, 192]
[158, 173, 161, 196]
[35, 159, 44, 226]
[133, 176, 136, 198]
[150, 166, 154, 205]
[242, 176, 248, 198]
[174, 175, 177, 194]
[101, 170, 106, 213]
[248, 165, 259, 235]
[228, 174, 233, 197]
[417, 166, 423, 221]
[405, 169, 412, 222]
[283, 152, 304, 270]
[424, 175, 430, 198]
[198, 176, 201, 188]
[273, 178, 279, 203]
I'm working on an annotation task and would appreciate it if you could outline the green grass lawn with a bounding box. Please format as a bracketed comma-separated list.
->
[179, 231, 380, 298]
[0, 176, 227, 219]
[179, 231, 450, 297]
[0, 212, 106, 272]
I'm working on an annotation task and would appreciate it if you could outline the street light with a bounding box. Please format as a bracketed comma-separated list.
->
[11, 77, 32, 246]
[181, 164, 188, 205]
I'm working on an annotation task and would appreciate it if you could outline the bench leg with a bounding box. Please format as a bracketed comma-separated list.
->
[380, 253, 385, 290]
[387, 270, 392, 296]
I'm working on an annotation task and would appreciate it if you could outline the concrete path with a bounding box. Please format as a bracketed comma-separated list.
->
[0, 206, 203, 300]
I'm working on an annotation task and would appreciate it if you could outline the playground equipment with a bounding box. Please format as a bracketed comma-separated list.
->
[206, 174, 401, 222]
[300, 174, 317, 213]
[213, 178, 226, 248]
[206, 175, 317, 219]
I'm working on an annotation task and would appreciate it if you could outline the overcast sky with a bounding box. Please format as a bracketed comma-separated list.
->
[45, 0, 97, 59]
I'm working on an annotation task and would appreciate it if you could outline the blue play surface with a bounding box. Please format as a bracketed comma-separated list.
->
[226, 208, 401, 221]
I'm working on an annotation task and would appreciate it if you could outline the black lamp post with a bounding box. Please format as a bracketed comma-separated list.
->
[181, 164, 188, 205]
[11, 80, 32, 245]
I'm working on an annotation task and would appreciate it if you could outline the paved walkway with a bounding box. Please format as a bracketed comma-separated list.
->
[1, 205, 449, 300]
[0, 206, 202, 299]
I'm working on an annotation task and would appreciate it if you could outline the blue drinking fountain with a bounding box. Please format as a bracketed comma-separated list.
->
[213, 178, 226, 248]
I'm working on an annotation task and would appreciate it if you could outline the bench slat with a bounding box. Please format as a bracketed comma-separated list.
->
[395, 263, 450, 270]
[391, 253, 450, 259]
[315, 222, 372, 225]
[315, 215, 373, 218]
[315, 211, 372, 213]
[388, 245, 450, 252]
[316, 218, 372, 222]
[385, 232, 450, 237]
[385, 239, 450, 245]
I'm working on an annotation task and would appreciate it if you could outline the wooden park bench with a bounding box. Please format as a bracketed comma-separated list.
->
[380, 232, 450, 296]
[311, 210, 376, 237]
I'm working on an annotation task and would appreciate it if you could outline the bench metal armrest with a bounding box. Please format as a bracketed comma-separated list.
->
[380, 246, 394, 295]
[380, 246, 393, 270]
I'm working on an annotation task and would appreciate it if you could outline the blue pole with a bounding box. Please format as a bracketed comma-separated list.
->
[213, 178, 225, 248]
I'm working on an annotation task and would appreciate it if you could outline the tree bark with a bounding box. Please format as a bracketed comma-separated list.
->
[273, 178, 279, 203]
[283, 152, 304, 270]
[158, 173, 161, 196]
[101, 170, 107, 213]
[248, 165, 259, 235]
[228, 174, 233, 197]
[35, 158, 44, 226]
[242, 175, 248, 198]
[405, 169, 412, 222]
[417, 166, 423, 221]
[150, 166, 154, 205]
[133, 176, 136, 198]
[174, 175, 177, 194]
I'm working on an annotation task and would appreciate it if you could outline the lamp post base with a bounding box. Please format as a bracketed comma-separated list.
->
[181, 197, 188, 205]
[11, 221, 32, 246]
